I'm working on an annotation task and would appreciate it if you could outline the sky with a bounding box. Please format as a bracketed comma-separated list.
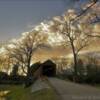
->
[0, 0, 87, 42]
[0, 0, 99, 63]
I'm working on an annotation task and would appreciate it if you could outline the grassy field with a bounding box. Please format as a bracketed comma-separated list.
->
[0, 84, 58, 100]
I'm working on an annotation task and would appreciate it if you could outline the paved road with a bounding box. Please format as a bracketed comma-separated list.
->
[48, 78, 100, 100]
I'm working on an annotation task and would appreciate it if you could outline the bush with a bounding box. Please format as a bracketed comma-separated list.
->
[24, 77, 37, 88]
[0, 71, 8, 80]
[0, 75, 27, 85]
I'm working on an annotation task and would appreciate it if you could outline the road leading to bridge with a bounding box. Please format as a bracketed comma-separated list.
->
[48, 78, 100, 100]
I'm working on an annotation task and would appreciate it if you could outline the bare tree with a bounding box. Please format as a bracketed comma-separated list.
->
[49, 14, 91, 81]
[63, 17, 91, 81]
[0, 51, 13, 73]
[49, 0, 99, 81]
[6, 30, 48, 77]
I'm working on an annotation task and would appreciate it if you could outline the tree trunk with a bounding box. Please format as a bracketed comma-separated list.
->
[26, 55, 31, 78]
[25, 66, 32, 87]
[27, 66, 31, 77]
[70, 39, 78, 82]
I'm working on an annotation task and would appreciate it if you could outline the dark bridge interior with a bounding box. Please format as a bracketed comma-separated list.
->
[42, 60, 56, 77]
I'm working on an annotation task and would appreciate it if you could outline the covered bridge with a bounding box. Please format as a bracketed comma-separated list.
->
[31, 60, 56, 78]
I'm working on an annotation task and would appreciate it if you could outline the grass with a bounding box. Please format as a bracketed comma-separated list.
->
[0, 84, 58, 100]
